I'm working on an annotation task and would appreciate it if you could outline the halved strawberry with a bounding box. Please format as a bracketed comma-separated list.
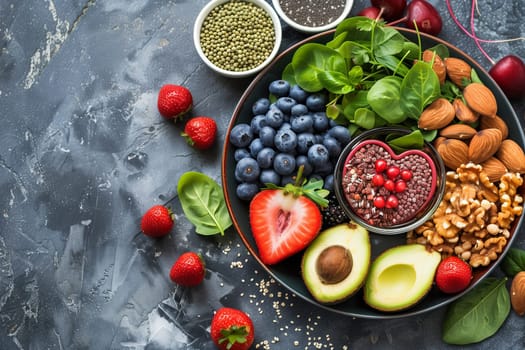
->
[249, 168, 327, 265]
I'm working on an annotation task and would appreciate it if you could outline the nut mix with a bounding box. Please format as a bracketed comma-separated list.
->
[408, 53, 525, 268]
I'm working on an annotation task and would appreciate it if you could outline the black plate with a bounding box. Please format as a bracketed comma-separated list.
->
[221, 28, 525, 319]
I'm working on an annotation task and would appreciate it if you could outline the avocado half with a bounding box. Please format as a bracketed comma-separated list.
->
[301, 223, 371, 305]
[364, 244, 441, 312]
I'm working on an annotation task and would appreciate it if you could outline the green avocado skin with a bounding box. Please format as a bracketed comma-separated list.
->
[301, 223, 371, 305]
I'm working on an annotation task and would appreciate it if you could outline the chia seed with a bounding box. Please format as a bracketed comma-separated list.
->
[341, 143, 434, 227]
[278, 0, 346, 28]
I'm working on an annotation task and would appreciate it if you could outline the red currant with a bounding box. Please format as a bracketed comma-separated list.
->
[386, 166, 400, 179]
[395, 180, 407, 192]
[375, 159, 388, 173]
[373, 196, 386, 208]
[400, 169, 413, 181]
[372, 174, 384, 186]
[386, 195, 399, 208]
[384, 179, 395, 192]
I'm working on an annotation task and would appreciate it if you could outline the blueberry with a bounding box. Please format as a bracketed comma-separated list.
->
[306, 92, 327, 112]
[275, 97, 296, 114]
[259, 126, 276, 147]
[312, 112, 330, 132]
[290, 103, 309, 116]
[268, 79, 290, 97]
[296, 133, 317, 154]
[250, 114, 267, 134]
[274, 128, 297, 153]
[281, 175, 297, 186]
[235, 157, 260, 182]
[256, 147, 276, 169]
[289, 84, 309, 103]
[279, 122, 292, 130]
[260, 169, 281, 185]
[314, 160, 333, 177]
[322, 136, 342, 159]
[234, 148, 251, 162]
[290, 114, 314, 133]
[328, 125, 351, 145]
[249, 138, 264, 157]
[295, 155, 313, 176]
[315, 134, 325, 145]
[230, 123, 253, 148]
[307, 144, 330, 168]
[265, 108, 285, 128]
[273, 153, 296, 175]
[324, 174, 334, 191]
[236, 182, 259, 201]
[252, 98, 270, 115]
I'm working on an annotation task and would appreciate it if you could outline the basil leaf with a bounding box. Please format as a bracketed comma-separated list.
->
[177, 172, 232, 236]
[442, 277, 510, 345]
[500, 248, 525, 277]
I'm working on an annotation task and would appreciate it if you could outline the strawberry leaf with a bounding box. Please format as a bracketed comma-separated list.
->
[219, 325, 249, 349]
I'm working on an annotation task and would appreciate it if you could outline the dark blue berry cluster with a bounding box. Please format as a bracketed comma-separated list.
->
[229, 80, 352, 201]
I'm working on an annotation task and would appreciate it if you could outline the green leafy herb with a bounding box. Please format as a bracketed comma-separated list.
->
[177, 171, 232, 236]
[400, 61, 441, 120]
[442, 277, 510, 345]
[500, 248, 525, 277]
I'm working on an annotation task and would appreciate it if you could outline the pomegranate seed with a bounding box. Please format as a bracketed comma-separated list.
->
[395, 180, 407, 192]
[386, 166, 400, 179]
[384, 179, 395, 192]
[372, 174, 384, 186]
[375, 159, 388, 173]
[386, 195, 399, 208]
[400, 169, 413, 181]
[374, 196, 386, 208]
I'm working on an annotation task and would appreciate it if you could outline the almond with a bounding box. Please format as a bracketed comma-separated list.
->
[481, 157, 508, 183]
[511, 271, 525, 316]
[468, 128, 502, 164]
[463, 82, 498, 118]
[433, 136, 447, 150]
[418, 98, 455, 130]
[437, 138, 469, 170]
[423, 50, 446, 85]
[444, 57, 472, 88]
[496, 139, 525, 173]
[479, 114, 509, 140]
[439, 124, 477, 140]
[453, 98, 478, 123]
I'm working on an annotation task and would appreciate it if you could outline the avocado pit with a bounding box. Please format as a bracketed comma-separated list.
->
[316, 245, 353, 284]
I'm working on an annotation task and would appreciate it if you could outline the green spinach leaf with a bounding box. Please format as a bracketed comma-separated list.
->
[500, 248, 525, 277]
[367, 76, 406, 123]
[400, 61, 441, 119]
[442, 277, 510, 345]
[373, 26, 405, 58]
[177, 171, 232, 236]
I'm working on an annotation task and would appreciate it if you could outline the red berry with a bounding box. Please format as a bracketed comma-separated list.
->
[385, 195, 399, 208]
[373, 196, 386, 208]
[182, 116, 217, 149]
[157, 84, 193, 120]
[169, 252, 206, 287]
[372, 174, 384, 187]
[395, 180, 407, 192]
[384, 179, 395, 192]
[210, 307, 254, 350]
[140, 205, 174, 237]
[386, 166, 400, 179]
[400, 169, 413, 181]
[375, 159, 388, 173]
[435, 256, 472, 294]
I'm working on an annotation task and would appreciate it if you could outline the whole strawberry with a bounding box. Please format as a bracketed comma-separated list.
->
[157, 84, 193, 120]
[435, 256, 472, 294]
[182, 116, 217, 149]
[169, 252, 205, 287]
[141, 205, 174, 238]
[210, 307, 254, 350]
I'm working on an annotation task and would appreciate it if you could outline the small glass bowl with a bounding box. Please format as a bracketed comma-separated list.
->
[333, 127, 446, 235]
[271, 0, 354, 34]
[193, 0, 282, 78]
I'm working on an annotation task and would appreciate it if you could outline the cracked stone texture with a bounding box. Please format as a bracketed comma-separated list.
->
[0, 0, 524, 349]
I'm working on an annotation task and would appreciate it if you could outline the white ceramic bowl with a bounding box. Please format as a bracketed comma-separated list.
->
[271, 0, 354, 33]
[193, 0, 282, 78]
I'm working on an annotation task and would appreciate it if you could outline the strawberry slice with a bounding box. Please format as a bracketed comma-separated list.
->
[248, 168, 327, 265]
